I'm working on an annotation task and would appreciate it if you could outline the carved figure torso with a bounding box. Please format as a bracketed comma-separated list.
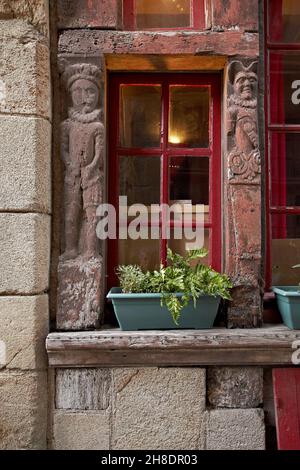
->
[227, 65, 260, 184]
[61, 117, 104, 189]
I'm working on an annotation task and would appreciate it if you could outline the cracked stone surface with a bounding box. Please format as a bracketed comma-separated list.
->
[0, 295, 48, 370]
[111, 368, 206, 450]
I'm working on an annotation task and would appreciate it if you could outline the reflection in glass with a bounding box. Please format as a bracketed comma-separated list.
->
[120, 85, 161, 147]
[119, 156, 161, 206]
[169, 86, 209, 147]
[269, 52, 300, 125]
[119, 236, 160, 272]
[272, 216, 300, 285]
[169, 228, 210, 266]
[169, 156, 209, 203]
[269, 0, 300, 43]
[271, 133, 300, 207]
[136, 0, 191, 29]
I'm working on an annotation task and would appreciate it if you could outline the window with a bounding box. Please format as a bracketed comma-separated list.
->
[108, 73, 221, 287]
[123, 0, 205, 30]
[266, 0, 300, 287]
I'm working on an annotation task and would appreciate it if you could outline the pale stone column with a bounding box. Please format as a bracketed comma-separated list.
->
[0, 2, 51, 450]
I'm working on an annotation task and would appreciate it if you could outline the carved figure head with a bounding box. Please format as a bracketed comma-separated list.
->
[62, 63, 102, 114]
[70, 79, 99, 114]
[229, 61, 258, 101]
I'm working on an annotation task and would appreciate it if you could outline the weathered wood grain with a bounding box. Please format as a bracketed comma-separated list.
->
[46, 326, 300, 367]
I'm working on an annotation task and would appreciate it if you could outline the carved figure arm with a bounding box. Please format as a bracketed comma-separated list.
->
[60, 121, 80, 179]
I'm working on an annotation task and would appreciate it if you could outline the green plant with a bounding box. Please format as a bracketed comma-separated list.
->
[116, 248, 232, 325]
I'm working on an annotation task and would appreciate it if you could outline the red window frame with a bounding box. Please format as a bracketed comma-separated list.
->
[108, 73, 221, 288]
[265, 0, 300, 288]
[123, 0, 205, 31]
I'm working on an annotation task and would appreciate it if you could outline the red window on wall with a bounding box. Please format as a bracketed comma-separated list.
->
[108, 73, 221, 288]
[123, 0, 205, 30]
[265, 0, 300, 287]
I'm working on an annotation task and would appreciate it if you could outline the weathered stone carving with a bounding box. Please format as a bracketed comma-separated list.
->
[57, 63, 104, 330]
[61, 63, 103, 260]
[227, 61, 260, 185]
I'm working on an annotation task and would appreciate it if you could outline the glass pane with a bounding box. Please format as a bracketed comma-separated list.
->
[120, 85, 161, 147]
[136, 0, 191, 29]
[119, 236, 160, 272]
[169, 86, 209, 148]
[269, 52, 300, 125]
[119, 156, 161, 206]
[269, 0, 300, 43]
[271, 133, 300, 207]
[169, 228, 210, 266]
[169, 156, 209, 222]
[272, 215, 300, 285]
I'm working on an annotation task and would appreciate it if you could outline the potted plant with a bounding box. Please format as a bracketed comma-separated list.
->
[107, 248, 232, 331]
[273, 265, 300, 330]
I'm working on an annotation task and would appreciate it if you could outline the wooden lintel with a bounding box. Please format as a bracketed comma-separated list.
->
[105, 54, 227, 72]
[46, 326, 300, 368]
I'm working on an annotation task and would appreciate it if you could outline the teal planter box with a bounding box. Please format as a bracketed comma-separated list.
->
[107, 288, 220, 331]
[273, 287, 300, 330]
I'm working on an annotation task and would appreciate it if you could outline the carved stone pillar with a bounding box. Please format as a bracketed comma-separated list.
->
[225, 59, 263, 328]
[57, 61, 105, 330]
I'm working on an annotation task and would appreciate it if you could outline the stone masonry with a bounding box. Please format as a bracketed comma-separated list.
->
[0, 1, 51, 450]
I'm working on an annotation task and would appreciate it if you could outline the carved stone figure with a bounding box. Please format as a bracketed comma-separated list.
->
[57, 63, 104, 330]
[227, 61, 260, 184]
[61, 63, 104, 259]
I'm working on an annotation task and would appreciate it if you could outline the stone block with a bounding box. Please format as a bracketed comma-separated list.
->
[56, 369, 111, 410]
[0, 213, 50, 294]
[206, 409, 265, 450]
[56, 256, 103, 330]
[0, 116, 51, 212]
[0, 0, 49, 36]
[0, 371, 47, 449]
[0, 20, 50, 118]
[112, 368, 206, 450]
[212, 0, 258, 31]
[52, 411, 110, 450]
[208, 367, 263, 408]
[56, 0, 121, 30]
[0, 295, 49, 370]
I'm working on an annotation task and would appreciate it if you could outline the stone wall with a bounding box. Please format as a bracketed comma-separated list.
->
[0, 0, 51, 449]
[50, 366, 265, 450]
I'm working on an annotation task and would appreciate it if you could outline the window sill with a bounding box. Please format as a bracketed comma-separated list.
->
[46, 325, 300, 368]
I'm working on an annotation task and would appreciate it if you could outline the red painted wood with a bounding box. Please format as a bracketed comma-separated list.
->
[273, 369, 300, 450]
[264, 0, 300, 288]
[123, 0, 205, 31]
[108, 73, 221, 288]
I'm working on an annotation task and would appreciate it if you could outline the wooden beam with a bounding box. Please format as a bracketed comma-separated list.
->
[46, 326, 300, 368]
[273, 369, 300, 450]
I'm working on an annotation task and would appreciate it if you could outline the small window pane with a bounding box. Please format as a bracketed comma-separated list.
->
[272, 215, 300, 285]
[269, 52, 300, 125]
[169, 156, 209, 222]
[269, 0, 300, 43]
[120, 85, 161, 147]
[119, 156, 161, 206]
[168, 228, 210, 266]
[169, 86, 209, 148]
[270, 133, 300, 207]
[136, 0, 191, 29]
[119, 236, 160, 272]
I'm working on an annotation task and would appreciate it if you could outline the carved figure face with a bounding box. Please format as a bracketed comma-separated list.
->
[70, 78, 99, 113]
[233, 72, 257, 101]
